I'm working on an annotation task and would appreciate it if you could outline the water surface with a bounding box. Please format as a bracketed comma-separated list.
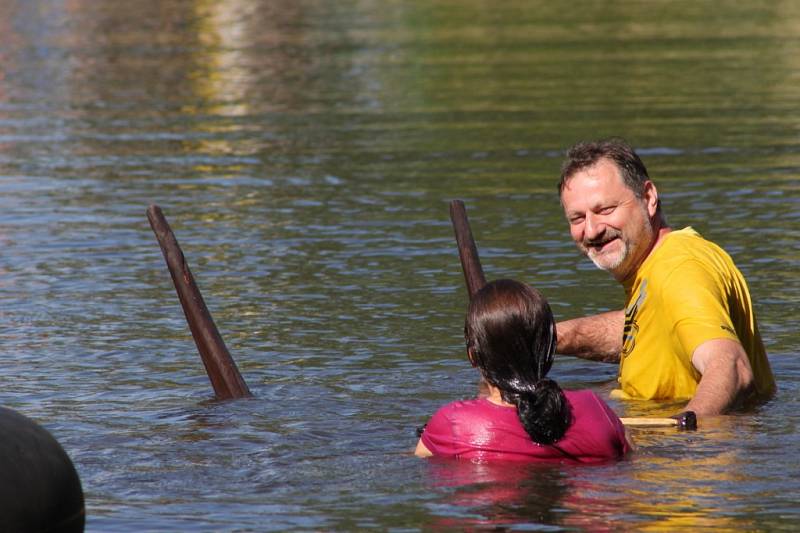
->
[1, 0, 798, 530]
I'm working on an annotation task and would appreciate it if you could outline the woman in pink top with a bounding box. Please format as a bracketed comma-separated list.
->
[415, 279, 630, 463]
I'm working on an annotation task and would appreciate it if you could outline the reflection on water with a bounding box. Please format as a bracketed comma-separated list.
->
[1, 0, 799, 530]
[417, 409, 800, 531]
[423, 460, 574, 528]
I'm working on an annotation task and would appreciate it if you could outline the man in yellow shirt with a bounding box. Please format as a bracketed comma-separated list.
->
[556, 138, 775, 416]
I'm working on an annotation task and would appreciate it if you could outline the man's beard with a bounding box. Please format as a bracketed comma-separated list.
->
[585, 228, 628, 272]
[581, 209, 652, 275]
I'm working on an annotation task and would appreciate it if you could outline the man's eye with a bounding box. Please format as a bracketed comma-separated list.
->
[569, 216, 584, 225]
[599, 206, 615, 215]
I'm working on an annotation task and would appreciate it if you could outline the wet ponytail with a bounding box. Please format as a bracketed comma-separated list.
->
[466, 279, 573, 445]
[512, 379, 571, 445]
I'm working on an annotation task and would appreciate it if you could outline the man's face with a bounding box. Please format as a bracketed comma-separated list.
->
[560, 158, 657, 281]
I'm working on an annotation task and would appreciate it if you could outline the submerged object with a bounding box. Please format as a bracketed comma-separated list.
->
[0, 406, 85, 532]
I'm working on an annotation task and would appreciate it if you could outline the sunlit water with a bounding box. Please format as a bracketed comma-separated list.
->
[1, 1, 799, 530]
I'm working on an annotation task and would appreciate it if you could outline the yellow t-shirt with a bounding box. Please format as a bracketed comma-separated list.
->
[613, 227, 775, 401]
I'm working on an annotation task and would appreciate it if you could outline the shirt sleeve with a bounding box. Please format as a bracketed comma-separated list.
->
[594, 394, 630, 455]
[661, 259, 739, 362]
[585, 392, 630, 457]
[420, 404, 456, 457]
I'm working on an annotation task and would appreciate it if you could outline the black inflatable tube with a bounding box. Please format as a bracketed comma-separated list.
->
[0, 406, 85, 531]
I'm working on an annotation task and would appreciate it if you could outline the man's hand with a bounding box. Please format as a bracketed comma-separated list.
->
[685, 338, 755, 416]
[556, 310, 624, 363]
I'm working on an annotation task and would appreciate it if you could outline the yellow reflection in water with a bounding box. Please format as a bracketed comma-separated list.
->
[621, 417, 751, 531]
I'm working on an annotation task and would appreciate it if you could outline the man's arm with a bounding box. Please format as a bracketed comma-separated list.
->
[685, 338, 755, 416]
[556, 310, 624, 363]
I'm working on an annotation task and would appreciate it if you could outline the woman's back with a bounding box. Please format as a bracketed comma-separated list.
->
[415, 279, 631, 462]
[420, 390, 629, 463]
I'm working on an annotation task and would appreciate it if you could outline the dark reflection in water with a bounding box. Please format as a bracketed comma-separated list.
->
[1, 0, 799, 530]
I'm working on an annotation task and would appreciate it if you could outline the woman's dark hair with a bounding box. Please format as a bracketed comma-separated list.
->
[465, 279, 571, 445]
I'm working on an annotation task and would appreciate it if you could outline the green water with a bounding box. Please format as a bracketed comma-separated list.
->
[1, 0, 798, 530]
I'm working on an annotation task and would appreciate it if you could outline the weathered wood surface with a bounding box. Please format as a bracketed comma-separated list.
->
[449, 200, 487, 298]
[147, 205, 251, 400]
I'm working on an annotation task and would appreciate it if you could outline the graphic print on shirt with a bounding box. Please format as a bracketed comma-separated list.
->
[621, 279, 647, 358]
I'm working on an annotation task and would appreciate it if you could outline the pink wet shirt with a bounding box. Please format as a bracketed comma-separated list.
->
[420, 390, 629, 463]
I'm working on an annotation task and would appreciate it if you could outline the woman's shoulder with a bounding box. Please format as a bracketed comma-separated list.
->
[563, 389, 606, 407]
[427, 397, 518, 434]
[563, 389, 624, 429]
[433, 397, 513, 418]
[559, 389, 629, 459]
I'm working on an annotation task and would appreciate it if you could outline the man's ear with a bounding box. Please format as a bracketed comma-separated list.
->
[643, 180, 659, 217]
[467, 347, 478, 367]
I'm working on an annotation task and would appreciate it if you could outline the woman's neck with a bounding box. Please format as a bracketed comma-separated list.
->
[484, 382, 515, 407]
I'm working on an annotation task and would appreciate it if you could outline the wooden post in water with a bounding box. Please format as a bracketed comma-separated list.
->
[449, 200, 487, 298]
[147, 205, 252, 400]
[450, 200, 490, 394]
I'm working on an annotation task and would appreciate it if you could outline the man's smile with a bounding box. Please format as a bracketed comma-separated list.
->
[584, 232, 622, 255]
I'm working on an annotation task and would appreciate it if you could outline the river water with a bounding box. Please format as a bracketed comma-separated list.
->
[1, 1, 799, 530]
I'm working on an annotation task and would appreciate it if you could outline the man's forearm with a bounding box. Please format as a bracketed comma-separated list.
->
[684, 371, 738, 416]
[556, 310, 624, 363]
[685, 339, 755, 416]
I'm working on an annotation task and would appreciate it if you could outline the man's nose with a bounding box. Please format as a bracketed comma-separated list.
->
[584, 213, 605, 241]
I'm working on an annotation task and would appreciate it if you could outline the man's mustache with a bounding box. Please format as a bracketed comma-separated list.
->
[583, 229, 621, 249]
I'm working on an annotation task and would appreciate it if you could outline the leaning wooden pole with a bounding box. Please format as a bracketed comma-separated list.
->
[449, 200, 487, 298]
[147, 205, 252, 400]
[450, 200, 490, 396]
